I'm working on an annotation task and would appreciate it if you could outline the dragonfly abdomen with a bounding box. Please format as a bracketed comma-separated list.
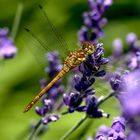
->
[24, 66, 69, 113]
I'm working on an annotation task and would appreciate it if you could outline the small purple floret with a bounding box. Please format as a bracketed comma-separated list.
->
[0, 27, 17, 59]
[42, 115, 60, 125]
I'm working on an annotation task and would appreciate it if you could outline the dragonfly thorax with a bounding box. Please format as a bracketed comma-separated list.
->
[63, 42, 96, 70]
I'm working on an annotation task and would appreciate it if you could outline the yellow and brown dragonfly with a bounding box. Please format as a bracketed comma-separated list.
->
[24, 5, 96, 113]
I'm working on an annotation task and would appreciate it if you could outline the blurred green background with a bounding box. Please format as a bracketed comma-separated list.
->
[0, 0, 140, 140]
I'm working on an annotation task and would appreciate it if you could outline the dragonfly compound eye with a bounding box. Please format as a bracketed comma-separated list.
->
[82, 41, 96, 55]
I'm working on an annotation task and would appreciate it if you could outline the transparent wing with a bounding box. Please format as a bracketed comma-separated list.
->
[22, 4, 71, 76]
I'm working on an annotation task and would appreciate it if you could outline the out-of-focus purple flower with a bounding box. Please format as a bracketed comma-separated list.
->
[95, 125, 111, 140]
[0, 27, 9, 36]
[126, 32, 140, 53]
[86, 136, 93, 140]
[109, 70, 140, 138]
[128, 55, 139, 70]
[126, 33, 137, 45]
[112, 38, 123, 57]
[110, 72, 125, 92]
[0, 27, 17, 59]
[111, 33, 140, 72]
[108, 117, 126, 139]
[95, 117, 126, 140]
[128, 49, 140, 71]
[119, 70, 140, 118]
[111, 117, 125, 133]
[78, 0, 113, 44]
[127, 131, 139, 140]
[96, 135, 105, 140]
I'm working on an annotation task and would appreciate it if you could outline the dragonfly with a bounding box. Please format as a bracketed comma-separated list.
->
[24, 5, 96, 113]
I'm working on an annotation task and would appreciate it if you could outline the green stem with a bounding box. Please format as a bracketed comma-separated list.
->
[10, 0, 24, 41]
[60, 115, 88, 140]
[74, 119, 94, 140]
[29, 119, 42, 140]
[96, 92, 115, 108]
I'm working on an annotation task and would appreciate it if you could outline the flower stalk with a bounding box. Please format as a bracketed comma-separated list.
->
[29, 120, 42, 140]
[10, 0, 24, 40]
[60, 115, 88, 140]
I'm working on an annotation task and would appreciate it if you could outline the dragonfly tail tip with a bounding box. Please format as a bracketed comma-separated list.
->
[23, 107, 29, 113]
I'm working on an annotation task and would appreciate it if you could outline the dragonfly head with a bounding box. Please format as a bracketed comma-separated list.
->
[82, 41, 96, 55]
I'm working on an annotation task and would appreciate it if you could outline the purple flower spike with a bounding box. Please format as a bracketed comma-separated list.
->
[78, 0, 112, 43]
[0, 27, 17, 59]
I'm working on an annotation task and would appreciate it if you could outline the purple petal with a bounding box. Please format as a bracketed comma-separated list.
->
[63, 94, 69, 106]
